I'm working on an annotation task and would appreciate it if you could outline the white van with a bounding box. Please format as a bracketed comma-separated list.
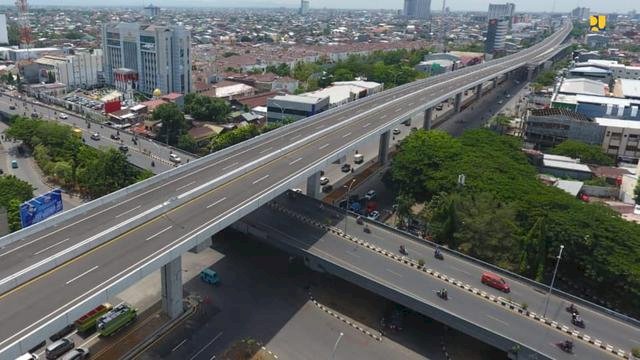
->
[354, 153, 364, 164]
[15, 353, 38, 360]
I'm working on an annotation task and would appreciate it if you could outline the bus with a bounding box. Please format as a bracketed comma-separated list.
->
[74, 303, 113, 333]
[96, 303, 137, 337]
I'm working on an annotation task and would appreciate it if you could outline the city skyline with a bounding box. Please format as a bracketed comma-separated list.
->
[0, 0, 635, 13]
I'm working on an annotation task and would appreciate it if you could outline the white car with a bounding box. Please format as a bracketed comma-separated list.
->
[392, 128, 401, 135]
[364, 190, 376, 200]
[634, 204, 640, 215]
[169, 153, 182, 163]
[291, 188, 303, 194]
[319, 176, 330, 185]
[90, 132, 100, 141]
[58, 113, 68, 119]
[367, 211, 380, 221]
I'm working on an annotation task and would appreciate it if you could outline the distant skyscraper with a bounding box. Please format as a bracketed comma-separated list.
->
[102, 22, 191, 96]
[300, 0, 310, 15]
[143, 4, 160, 18]
[488, 2, 515, 27]
[485, 18, 508, 55]
[0, 14, 7, 45]
[403, 0, 431, 19]
[571, 7, 590, 21]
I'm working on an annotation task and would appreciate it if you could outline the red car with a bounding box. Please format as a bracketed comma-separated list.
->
[481, 272, 510, 293]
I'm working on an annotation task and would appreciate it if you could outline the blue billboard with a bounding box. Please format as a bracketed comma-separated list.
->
[20, 189, 64, 228]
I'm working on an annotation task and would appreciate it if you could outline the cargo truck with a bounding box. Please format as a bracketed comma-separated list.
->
[97, 303, 137, 337]
[74, 303, 113, 333]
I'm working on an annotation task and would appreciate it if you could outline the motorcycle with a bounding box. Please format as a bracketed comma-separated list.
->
[436, 289, 448, 300]
[556, 340, 573, 354]
[356, 216, 364, 225]
[571, 314, 585, 328]
[363, 225, 371, 233]
[566, 304, 579, 315]
[434, 248, 444, 260]
[399, 245, 408, 255]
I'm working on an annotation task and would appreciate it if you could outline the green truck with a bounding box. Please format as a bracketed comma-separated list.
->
[74, 303, 113, 333]
[97, 303, 137, 337]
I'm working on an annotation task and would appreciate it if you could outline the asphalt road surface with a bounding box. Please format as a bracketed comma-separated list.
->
[0, 24, 573, 357]
[243, 201, 628, 360]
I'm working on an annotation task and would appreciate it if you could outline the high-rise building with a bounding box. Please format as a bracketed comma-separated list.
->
[488, 2, 515, 21]
[143, 4, 160, 18]
[571, 7, 590, 20]
[300, 0, 309, 15]
[403, 0, 431, 19]
[0, 14, 7, 44]
[102, 22, 191, 96]
[485, 18, 509, 55]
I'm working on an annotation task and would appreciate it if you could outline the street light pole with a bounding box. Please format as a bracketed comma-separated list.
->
[543, 244, 564, 318]
[331, 332, 344, 360]
[344, 179, 356, 235]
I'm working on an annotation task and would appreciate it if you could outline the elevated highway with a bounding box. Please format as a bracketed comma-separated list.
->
[0, 23, 573, 358]
[235, 194, 638, 359]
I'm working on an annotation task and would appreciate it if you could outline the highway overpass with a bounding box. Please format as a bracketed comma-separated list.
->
[0, 23, 573, 358]
[235, 193, 638, 359]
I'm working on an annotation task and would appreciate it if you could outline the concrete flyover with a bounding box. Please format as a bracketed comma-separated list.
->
[235, 194, 638, 360]
[0, 23, 572, 358]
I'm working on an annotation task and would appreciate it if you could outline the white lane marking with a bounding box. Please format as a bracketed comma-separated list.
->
[319, 143, 330, 150]
[315, 124, 325, 129]
[290, 134, 301, 140]
[259, 147, 273, 154]
[206, 197, 227, 209]
[346, 251, 360, 258]
[395, 108, 402, 112]
[362, 122, 371, 128]
[222, 162, 239, 170]
[407, 102, 414, 107]
[115, 205, 141, 218]
[33, 238, 70, 256]
[386, 269, 403, 277]
[289, 157, 303, 165]
[486, 315, 509, 326]
[252, 174, 270, 185]
[342, 132, 352, 138]
[176, 181, 196, 191]
[189, 332, 223, 360]
[146, 226, 173, 241]
[66, 266, 99, 285]
[449, 265, 473, 276]
[172, 339, 188, 352]
[380, 114, 386, 119]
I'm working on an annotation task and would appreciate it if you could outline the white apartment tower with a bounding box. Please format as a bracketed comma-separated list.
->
[102, 22, 191, 96]
[403, 0, 431, 19]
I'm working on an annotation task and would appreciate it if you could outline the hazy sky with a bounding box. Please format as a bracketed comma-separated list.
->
[0, 0, 636, 13]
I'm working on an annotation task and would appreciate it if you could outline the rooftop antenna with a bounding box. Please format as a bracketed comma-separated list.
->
[15, 0, 31, 55]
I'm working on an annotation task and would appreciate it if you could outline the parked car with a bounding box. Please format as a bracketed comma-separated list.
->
[60, 347, 89, 360]
[364, 190, 376, 200]
[169, 153, 182, 163]
[392, 128, 401, 135]
[45, 338, 74, 360]
[9, 105, 15, 110]
[481, 272, 510, 293]
[200, 268, 220, 285]
[58, 113, 68, 119]
[11, 160, 18, 169]
[341, 163, 351, 172]
[118, 144, 129, 152]
[322, 185, 334, 193]
[367, 210, 380, 221]
[90, 133, 100, 141]
[319, 176, 330, 185]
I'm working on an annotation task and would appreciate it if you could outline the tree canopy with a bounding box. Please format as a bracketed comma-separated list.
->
[153, 103, 187, 146]
[550, 139, 614, 166]
[184, 93, 231, 123]
[389, 129, 640, 315]
[0, 175, 34, 232]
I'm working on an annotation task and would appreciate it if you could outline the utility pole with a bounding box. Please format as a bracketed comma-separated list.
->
[543, 244, 564, 318]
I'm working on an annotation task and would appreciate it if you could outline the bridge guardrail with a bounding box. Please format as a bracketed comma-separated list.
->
[302, 195, 640, 330]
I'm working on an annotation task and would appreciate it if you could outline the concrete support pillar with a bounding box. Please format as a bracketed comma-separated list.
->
[527, 67, 534, 82]
[454, 92, 463, 113]
[161, 256, 183, 319]
[189, 237, 212, 253]
[423, 108, 433, 130]
[378, 131, 390, 165]
[505, 71, 509, 80]
[491, 78, 498, 89]
[475, 84, 482, 100]
[306, 171, 321, 199]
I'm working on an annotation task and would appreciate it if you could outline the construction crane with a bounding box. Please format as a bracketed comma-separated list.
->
[15, 0, 31, 50]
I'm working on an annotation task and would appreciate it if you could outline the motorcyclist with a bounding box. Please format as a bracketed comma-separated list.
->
[562, 340, 573, 351]
[435, 246, 441, 256]
[568, 303, 577, 314]
[399, 245, 407, 254]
